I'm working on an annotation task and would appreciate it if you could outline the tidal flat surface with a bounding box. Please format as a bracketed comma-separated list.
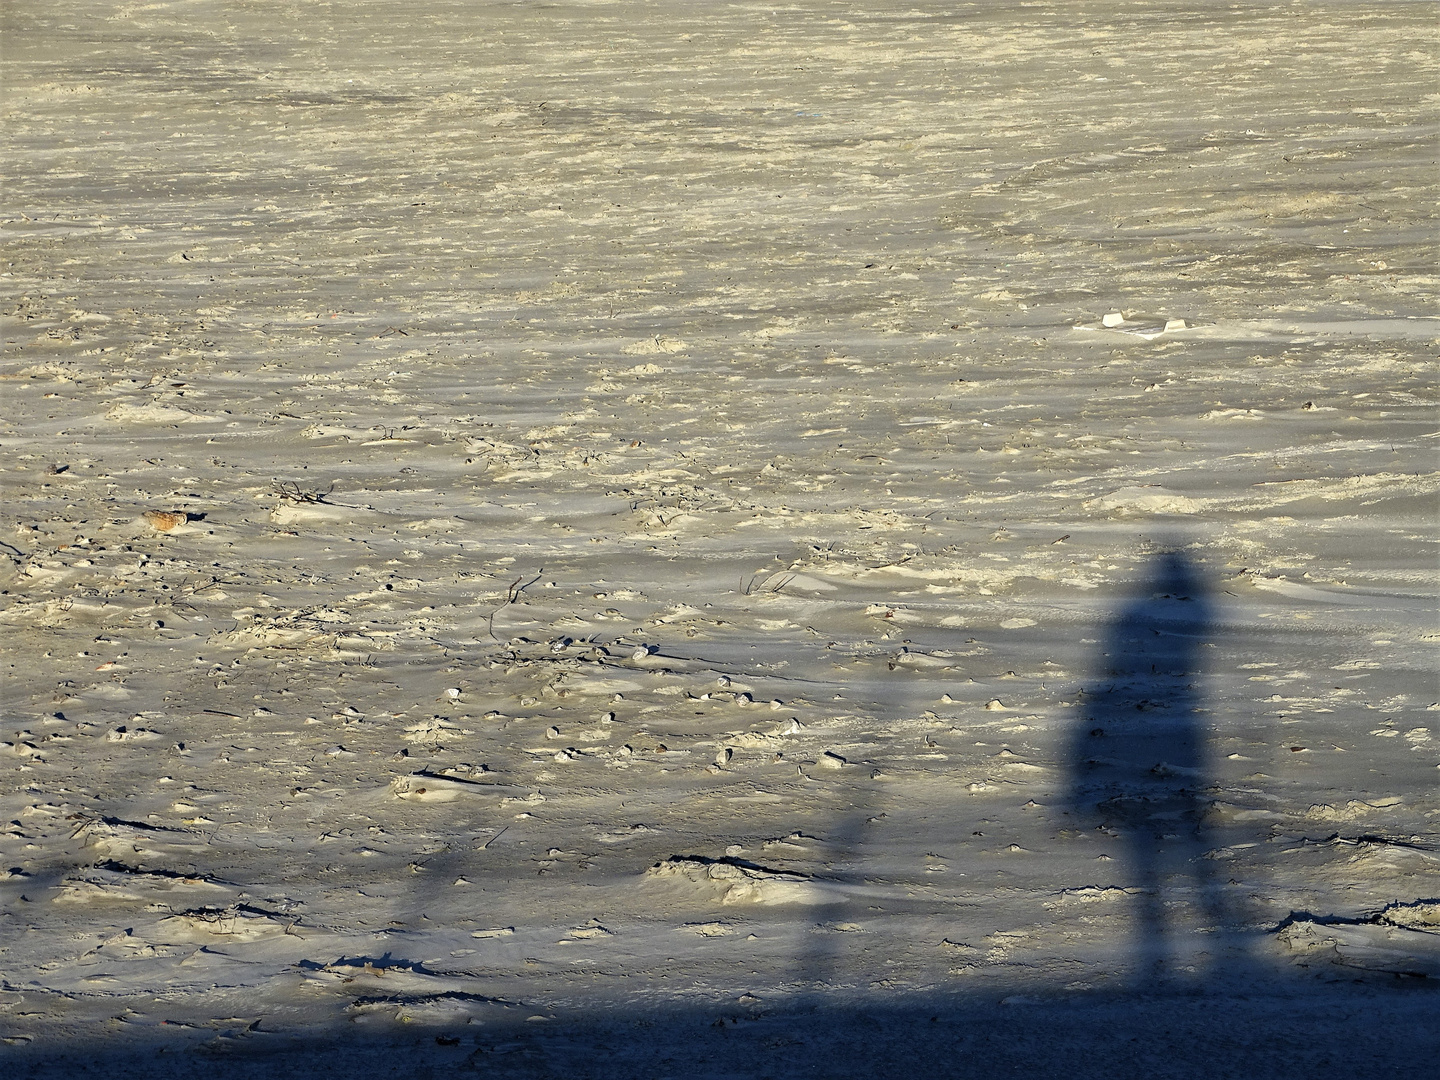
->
[1, 2, 1436, 1075]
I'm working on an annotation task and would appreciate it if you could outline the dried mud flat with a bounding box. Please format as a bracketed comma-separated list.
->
[1, 2, 1437, 1076]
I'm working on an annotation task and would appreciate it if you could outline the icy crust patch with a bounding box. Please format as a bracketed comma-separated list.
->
[390, 771, 495, 803]
[69, 815, 207, 861]
[1381, 899, 1440, 931]
[1274, 900, 1440, 977]
[644, 855, 828, 906]
[163, 903, 298, 941]
[1086, 486, 1207, 515]
[296, 958, 489, 997]
[104, 401, 205, 424]
[51, 863, 235, 905]
[1085, 472, 1440, 518]
[1054, 886, 1149, 903]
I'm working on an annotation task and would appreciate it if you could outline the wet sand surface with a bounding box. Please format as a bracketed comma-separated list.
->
[1, 2, 1437, 1075]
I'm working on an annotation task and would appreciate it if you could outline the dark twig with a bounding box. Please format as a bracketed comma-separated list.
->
[486, 568, 544, 641]
[273, 480, 335, 504]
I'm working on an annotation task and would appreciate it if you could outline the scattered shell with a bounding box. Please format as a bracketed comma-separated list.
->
[143, 510, 186, 532]
[714, 747, 733, 768]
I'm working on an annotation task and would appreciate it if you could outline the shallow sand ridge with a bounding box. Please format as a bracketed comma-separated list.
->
[1, 1, 1437, 1076]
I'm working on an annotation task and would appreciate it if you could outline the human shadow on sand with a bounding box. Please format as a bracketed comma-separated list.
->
[1068, 550, 1229, 984]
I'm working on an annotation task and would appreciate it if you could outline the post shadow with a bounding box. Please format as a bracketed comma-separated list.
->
[1068, 550, 1228, 986]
